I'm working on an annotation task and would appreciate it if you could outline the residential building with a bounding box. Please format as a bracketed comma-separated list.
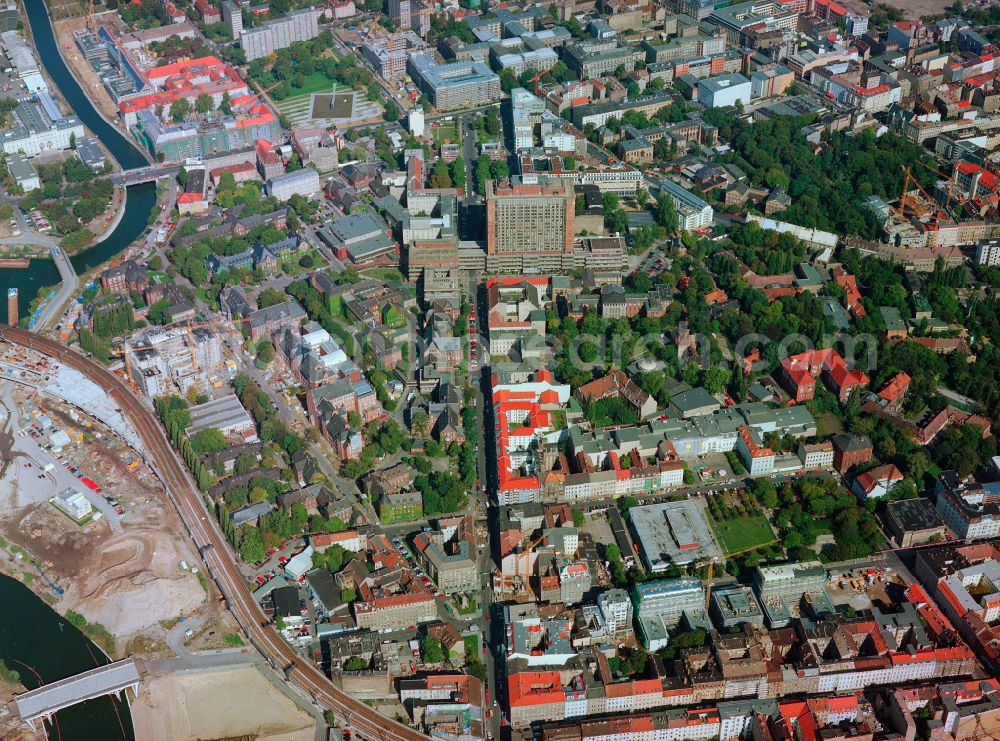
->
[850, 463, 904, 501]
[413, 516, 478, 593]
[222, 0, 243, 39]
[977, 239, 1000, 267]
[240, 8, 321, 61]
[576, 368, 656, 420]
[935, 471, 1000, 540]
[353, 573, 437, 630]
[379, 490, 423, 523]
[266, 167, 320, 201]
[597, 588, 633, 635]
[735, 425, 775, 477]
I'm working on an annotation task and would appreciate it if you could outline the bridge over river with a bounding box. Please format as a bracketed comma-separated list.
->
[109, 163, 181, 186]
[10, 657, 141, 732]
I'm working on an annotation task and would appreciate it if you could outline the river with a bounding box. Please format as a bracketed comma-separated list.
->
[0, 0, 156, 324]
[0, 575, 134, 740]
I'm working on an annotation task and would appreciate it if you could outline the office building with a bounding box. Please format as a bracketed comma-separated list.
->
[486, 175, 574, 256]
[886, 497, 948, 548]
[118, 55, 249, 126]
[407, 54, 500, 111]
[753, 560, 834, 627]
[52, 488, 93, 521]
[935, 471, 1000, 540]
[1, 100, 84, 157]
[698, 73, 751, 108]
[710, 585, 765, 629]
[363, 32, 425, 82]
[631, 578, 705, 624]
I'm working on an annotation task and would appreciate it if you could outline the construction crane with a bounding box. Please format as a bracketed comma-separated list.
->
[528, 69, 546, 96]
[516, 531, 551, 600]
[250, 79, 286, 99]
[109, 343, 161, 391]
[897, 163, 960, 223]
[697, 539, 778, 610]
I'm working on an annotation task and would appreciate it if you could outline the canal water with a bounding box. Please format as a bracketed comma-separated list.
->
[0, 0, 156, 324]
[0, 574, 135, 740]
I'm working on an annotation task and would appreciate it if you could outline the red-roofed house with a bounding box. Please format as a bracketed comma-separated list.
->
[195, 0, 220, 23]
[779, 349, 867, 403]
[877, 372, 911, 411]
[851, 463, 904, 501]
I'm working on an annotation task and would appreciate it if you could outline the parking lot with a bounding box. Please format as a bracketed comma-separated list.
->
[635, 247, 671, 277]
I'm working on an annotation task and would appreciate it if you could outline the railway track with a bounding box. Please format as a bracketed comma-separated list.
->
[0, 327, 429, 741]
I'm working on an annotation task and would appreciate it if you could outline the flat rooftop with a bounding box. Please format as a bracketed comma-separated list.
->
[628, 500, 721, 569]
[188, 394, 255, 435]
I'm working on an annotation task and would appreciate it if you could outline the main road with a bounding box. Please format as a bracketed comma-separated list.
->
[0, 326, 429, 741]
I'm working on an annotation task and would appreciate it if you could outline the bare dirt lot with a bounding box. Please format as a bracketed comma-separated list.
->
[880, 0, 954, 17]
[0, 384, 209, 645]
[131, 667, 315, 741]
[837, 0, 956, 19]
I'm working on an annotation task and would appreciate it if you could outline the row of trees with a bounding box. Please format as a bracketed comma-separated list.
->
[154, 395, 213, 490]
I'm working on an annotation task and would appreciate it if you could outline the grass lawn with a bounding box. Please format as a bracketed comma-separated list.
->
[815, 412, 844, 438]
[710, 514, 776, 554]
[433, 124, 458, 146]
[463, 634, 479, 657]
[362, 267, 405, 283]
[283, 72, 337, 98]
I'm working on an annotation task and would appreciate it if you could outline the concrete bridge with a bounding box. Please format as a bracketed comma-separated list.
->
[109, 163, 180, 186]
[12, 657, 141, 731]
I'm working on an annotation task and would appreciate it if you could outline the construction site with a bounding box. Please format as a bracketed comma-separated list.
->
[117, 325, 233, 400]
[874, 161, 1000, 250]
[0, 341, 212, 644]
